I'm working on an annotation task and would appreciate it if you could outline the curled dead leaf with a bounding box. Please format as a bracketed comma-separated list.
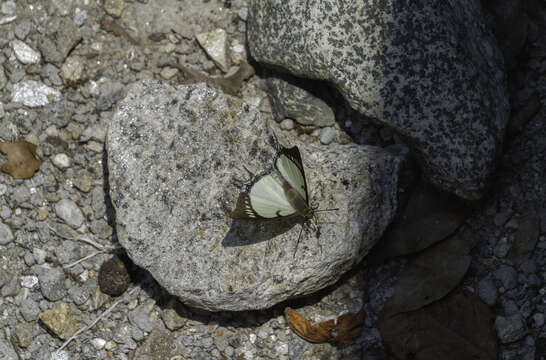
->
[0, 141, 41, 179]
[332, 309, 365, 344]
[284, 307, 365, 344]
[285, 307, 333, 343]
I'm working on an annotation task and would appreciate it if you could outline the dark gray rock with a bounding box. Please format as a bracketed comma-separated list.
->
[20, 298, 41, 322]
[36, 266, 67, 301]
[267, 77, 335, 127]
[38, 17, 82, 64]
[0, 336, 18, 360]
[494, 265, 518, 290]
[107, 80, 401, 310]
[477, 276, 497, 305]
[128, 306, 154, 333]
[247, 0, 509, 199]
[96, 81, 125, 111]
[495, 314, 527, 343]
[0, 222, 14, 245]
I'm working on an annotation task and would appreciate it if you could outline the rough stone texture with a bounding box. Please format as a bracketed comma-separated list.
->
[247, 0, 509, 199]
[107, 80, 401, 311]
[267, 77, 335, 127]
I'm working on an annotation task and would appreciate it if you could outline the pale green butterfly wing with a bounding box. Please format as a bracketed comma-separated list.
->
[275, 146, 308, 203]
[230, 173, 297, 219]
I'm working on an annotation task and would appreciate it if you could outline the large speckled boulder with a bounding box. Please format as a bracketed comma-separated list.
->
[106, 80, 402, 311]
[247, 0, 509, 199]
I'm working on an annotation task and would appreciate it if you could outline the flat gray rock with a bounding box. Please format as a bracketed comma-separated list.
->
[247, 0, 509, 199]
[107, 80, 401, 311]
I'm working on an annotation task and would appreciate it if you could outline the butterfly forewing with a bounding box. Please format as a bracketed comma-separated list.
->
[275, 147, 309, 203]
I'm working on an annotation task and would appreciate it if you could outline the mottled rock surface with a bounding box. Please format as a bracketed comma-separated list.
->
[247, 0, 509, 199]
[107, 80, 401, 311]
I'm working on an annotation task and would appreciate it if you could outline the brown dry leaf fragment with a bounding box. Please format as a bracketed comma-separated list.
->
[284, 307, 334, 343]
[0, 141, 41, 179]
[508, 202, 540, 266]
[166, 61, 254, 96]
[507, 92, 541, 137]
[379, 290, 497, 360]
[285, 307, 365, 344]
[370, 182, 469, 264]
[382, 230, 475, 316]
[100, 18, 139, 45]
[332, 309, 365, 344]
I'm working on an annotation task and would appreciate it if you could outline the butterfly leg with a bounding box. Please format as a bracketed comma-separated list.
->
[293, 225, 304, 258]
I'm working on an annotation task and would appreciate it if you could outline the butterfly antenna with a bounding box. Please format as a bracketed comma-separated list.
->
[314, 208, 340, 212]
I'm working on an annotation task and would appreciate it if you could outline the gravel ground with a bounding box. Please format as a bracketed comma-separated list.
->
[0, 1, 544, 359]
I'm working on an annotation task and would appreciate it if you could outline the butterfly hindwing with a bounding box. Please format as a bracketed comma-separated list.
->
[230, 173, 297, 219]
[275, 146, 309, 203]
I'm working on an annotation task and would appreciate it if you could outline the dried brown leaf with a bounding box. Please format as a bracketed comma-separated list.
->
[0, 141, 41, 179]
[332, 309, 365, 344]
[379, 290, 497, 360]
[508, 202, 540, 266]
[285, 307, 365, 344]
[382, 230, 475, 316]
[284, 307, 333, 343]
[371, 183, 469, 264]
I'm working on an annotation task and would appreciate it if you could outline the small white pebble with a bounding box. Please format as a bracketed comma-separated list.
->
[279, 118, 295, 130]
[20, 275, 39, 288]
[248, 333, 256, 344]
[52, 153, 71, 168]
[91, 338, 106, 350]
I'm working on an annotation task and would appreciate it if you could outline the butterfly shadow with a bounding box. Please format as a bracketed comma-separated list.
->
[222, 217, 303, 248]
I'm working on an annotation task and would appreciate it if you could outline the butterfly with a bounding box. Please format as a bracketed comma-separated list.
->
[229, 145, 336, 255]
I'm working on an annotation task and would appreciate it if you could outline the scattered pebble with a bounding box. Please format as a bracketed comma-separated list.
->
[1, 1, 16, 15]
[91, 338, 106, 350]
[11, 40, 41, 64]
[320, 127, 336, 145]
[160, 67, 179, 80]
[495, 314, 527, 343]
[73, 173, 93, 193]
[280, 118, 295, 130]
[73, 8, 87, 26]
[477, 277, 497, 305]
[20, 275, 39, 288]
[55, 199, 84, 228]
[52, 153, 71, 168]
[39, 302, 79, 340]
[20, 298, 41, 322]
[104, 0, 124, 18]
[11, 80, 62, 108]
[196, 29, 230, 72]
[494, 265, 518, 290]
[60, 56, 85, 84]
[37, 266, 67, 301]
[494, 236, 511, 258]
[0, 222, 14, 245]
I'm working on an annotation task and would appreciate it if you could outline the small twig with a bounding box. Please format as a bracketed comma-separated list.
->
[47, 224, 107, 250]
[62, 247, 122, 269]
[56, 287, 139, 354]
